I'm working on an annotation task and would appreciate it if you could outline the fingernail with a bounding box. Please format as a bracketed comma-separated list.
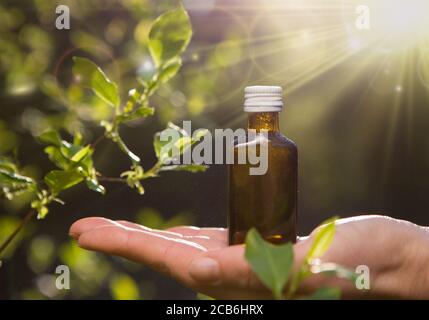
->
[189, 257, 220, 283]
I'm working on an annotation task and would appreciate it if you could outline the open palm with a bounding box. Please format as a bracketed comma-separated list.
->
[69, 215, 429, 299]
[70, 217, 270, 299]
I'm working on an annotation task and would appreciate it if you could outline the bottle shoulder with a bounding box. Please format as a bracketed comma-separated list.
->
[271, 132, 296, 148]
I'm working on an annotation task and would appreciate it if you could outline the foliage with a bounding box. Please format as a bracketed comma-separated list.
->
[0, 5, 206, 266]
[0, 6, 204, 224]
[245, 217, 355, 300]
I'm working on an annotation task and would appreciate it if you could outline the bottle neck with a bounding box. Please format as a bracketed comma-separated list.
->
[247, 112, 279, 132]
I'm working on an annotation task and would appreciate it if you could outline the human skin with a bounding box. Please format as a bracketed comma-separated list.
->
[69, 215, 429, 299]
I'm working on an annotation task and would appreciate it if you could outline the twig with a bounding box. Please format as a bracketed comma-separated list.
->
[97, 176, 127, 183]
[0, 210, 35, 258]
[91, 134, 105, 149]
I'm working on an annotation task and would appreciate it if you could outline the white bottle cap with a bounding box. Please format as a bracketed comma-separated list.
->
[244, 86, 283, 112]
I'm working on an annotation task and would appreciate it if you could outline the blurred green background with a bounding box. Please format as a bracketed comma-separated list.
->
[1, 0, 429, 299]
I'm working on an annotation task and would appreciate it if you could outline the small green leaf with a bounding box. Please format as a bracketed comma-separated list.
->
[44, 170, 84, 194]
[41, 76, 64, 100]
[86, 178, 106, 195]
[73, 132, 84, 146]
[160, 164, 208, 173]
[0, 158, 17, 173]
[70, 145, 92, 163]
[158, 58, 182, 84]
[72, 57, 120, 108]
[193, 129, 209, 141]
[36, 206, 49, 220]
[302, 287, 341, 300]
[44, 146, 69, 170]
[0, 168, 35, 186]
[153, 131, 174, 163]
[117, 106, 155, 123]
[306, 217, 338, 262]
[153, 134, 163, 160]
[174, 136, 192, 154]
[154, 124, 209, 164]
[148, 6, 192, 66]
[167, 122, 189, 136]
[245, 228, 294, 300]
[38, 130, 63, 147]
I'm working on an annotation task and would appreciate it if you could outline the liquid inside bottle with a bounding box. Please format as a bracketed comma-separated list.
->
[228, 86, 298, 245]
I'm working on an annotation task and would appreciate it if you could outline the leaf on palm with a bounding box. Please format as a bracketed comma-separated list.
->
[245, 228, 294, 300]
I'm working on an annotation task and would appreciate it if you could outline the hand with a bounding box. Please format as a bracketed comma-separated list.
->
[69, 215, 429, 299]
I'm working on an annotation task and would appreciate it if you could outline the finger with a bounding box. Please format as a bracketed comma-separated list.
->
[77, 224, 207, 285]
[167, 226, 227, 243]
[70, 217, 185, 240]
[69, 217, 116, 239]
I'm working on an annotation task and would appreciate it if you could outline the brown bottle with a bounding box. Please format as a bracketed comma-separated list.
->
[228, 86, 298, 245]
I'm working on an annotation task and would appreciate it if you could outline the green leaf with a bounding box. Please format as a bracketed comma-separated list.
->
[44, 146, 69, 170]
[245, 228, 294, 300]
[38, 130, 63, 147]
[154, 124, 209, 164]
[193, 129, 209, 141]
[174, 136, 193, 154]
[72, 57, 120, 108]
[160, 164, 208, 173]
[148, 6, 192, 66]
[117, 106, 155, 123]
[0, 168, 35, 186]
[158, 58, 182, 84]
[70, 145, 92, 163]
[41, 76, 64, 100]
[167, 122, 189, 137]
[0, 158, 17, 173]
[302, 287, 341, 300]
[86, 178, 106, 195]
[153, 131, 173, 163]
[36, 206, 49, 220]
[44, 170, 84, 194]
[306, 217, 338, 262]
[153, 134, 162, 160]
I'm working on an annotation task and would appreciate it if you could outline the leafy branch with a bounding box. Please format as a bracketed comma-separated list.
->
[0, 6, 206, 259]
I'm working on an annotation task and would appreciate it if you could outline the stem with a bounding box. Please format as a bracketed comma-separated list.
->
[143, 161, 162, 178]
[112, 130, 141, 165]
[98, 176, 127, 183]
[91, 134, 105, 149]
[0, 210, 35, 258]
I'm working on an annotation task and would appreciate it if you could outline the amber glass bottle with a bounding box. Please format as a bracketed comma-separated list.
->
[228, 86, 298, 245]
